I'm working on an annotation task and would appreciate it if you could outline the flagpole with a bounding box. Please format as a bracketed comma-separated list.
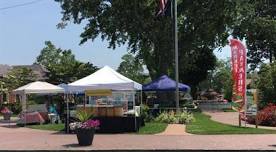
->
[173, 0, 179, 113]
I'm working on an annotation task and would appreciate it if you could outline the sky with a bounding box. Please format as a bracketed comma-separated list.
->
[0, 0, 230, 69]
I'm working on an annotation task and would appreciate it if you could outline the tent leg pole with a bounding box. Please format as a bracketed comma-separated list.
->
[84, 94, 86, 109]
[134, 91, 137, 132]
[140, 91, 143, 105]
[66, 94, 69, 134]
[25, 94, 27, 127]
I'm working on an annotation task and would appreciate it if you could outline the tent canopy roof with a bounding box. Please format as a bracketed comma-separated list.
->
[13, 81, 64, 94]
[142, 75, 190, 92]
[68, 66, 142, 91]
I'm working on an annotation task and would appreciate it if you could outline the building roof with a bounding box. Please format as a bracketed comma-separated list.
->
[0, 64, 48, 80]
[0, 64, 12, 77]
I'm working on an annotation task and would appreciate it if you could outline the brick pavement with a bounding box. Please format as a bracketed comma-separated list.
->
[156, 124, 191, 135]
[1, 125, 276, 150]
[205, 111, 276, 130]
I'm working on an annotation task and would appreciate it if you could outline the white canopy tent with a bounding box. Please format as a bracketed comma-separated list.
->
[68, 66, 142, 130]
[68, 65, 142, 91]
[13, 81, 64, 112]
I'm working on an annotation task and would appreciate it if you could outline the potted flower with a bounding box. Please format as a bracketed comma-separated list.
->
[70, 110, 100, 146]
[1, 107, 13, 121]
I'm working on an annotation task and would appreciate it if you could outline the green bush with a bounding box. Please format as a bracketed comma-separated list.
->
[176, 111, 195, 124]
[140, 104, 153, 122]
[155, 111, 177, 123]
[155, 111, 194, 124]
[257, 62, 276, 108]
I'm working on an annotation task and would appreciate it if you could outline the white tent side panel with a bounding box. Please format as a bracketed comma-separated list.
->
[21, 94, 27, 112]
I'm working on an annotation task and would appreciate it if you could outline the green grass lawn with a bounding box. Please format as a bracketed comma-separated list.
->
[186, 113, 276, 135]
[27, 123, 64, 131]
[27, 122, 167, 134]
[138, 122, 167, 134]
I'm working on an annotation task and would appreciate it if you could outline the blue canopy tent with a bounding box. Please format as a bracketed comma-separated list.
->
[142, 75, 190, 92]
[142, 75, 191, 112]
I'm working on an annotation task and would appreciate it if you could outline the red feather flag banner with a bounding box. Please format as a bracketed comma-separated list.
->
[230, 39, 247, 112]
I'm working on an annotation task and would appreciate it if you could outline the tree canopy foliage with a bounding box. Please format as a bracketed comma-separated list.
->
[117, 53, 150, 84]
[0, 67, 37, 91]
[36, 41, 98, 84]
[232, 0, 276, 69]
[55, 0, 275, 91]
[199, 59, 232, 100]
[257, 61, 276, 108]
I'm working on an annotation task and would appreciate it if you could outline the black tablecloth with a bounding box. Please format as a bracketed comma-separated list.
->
[65, 115, 143, 133]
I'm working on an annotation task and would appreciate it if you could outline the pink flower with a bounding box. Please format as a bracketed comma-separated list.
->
[81, 119, 100, 129]
[70, 119, 100, 130]
[1, 107, 12, 114]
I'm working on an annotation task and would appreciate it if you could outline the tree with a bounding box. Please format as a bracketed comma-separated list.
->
[55, 0, 244, 93]
[117, 53, 149, 84]
[198, 59, 233, 100]
[232, 0, 276, 69]
[257, 61, 276, 108]
[36, 41, 98, 84]
[74, 62, 99, 80]
[1, 67, 37, 90]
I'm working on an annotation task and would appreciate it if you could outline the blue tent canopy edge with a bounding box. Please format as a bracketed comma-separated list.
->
[142, 75, 190, 92]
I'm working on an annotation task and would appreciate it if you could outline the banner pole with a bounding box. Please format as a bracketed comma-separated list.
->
[239, 113, 241, 127]
[244, 45, 248, 127]
[255, 90, 259, 128]
[66, 94, 69, 133]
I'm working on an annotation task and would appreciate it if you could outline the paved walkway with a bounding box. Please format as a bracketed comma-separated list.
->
[156, 124, 191, 135]
[1, 125, 276, 150]
[204, 111, 276, 130]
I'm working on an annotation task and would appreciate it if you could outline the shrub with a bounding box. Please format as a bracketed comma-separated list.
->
[140, 104, 153, 122]
[176, 111, 195, 124]
[155, 111, 177, 124]
[155, 111, 194, 124]
[256, 104, 276, 126]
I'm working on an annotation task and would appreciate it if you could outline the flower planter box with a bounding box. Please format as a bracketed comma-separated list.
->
[76, 128, 95, 146]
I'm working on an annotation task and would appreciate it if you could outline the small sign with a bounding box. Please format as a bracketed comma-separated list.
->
[85, 89, 112, 96]
[246, 105, 257, 116]
[246, 108, 257, 116]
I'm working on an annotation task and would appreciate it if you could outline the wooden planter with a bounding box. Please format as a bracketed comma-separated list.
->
[76, 128, 95, 146]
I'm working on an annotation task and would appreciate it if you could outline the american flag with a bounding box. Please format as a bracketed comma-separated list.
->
[157, 0, 171, 16]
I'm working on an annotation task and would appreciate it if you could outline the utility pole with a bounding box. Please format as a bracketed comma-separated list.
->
[173, 0, 179, 112]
